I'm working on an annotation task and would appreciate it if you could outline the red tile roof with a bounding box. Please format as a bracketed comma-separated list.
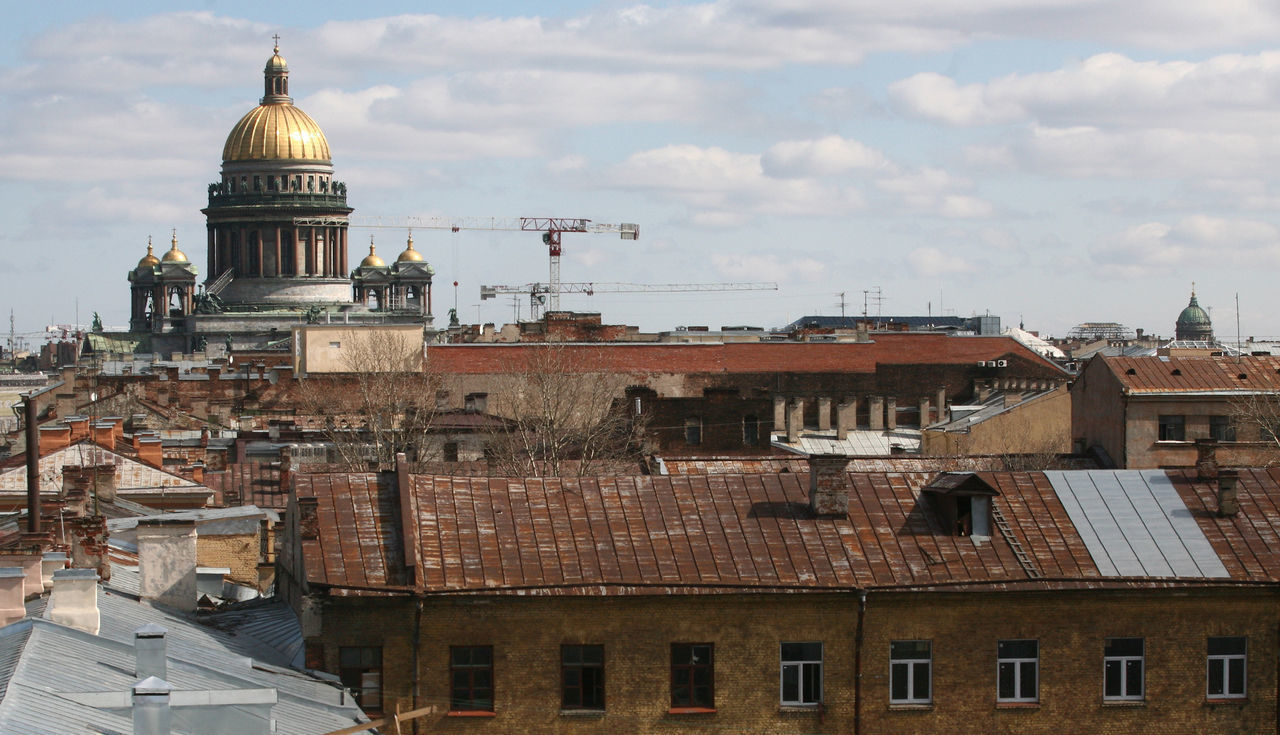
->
[1103, 355, 1280, 393]
[426, 334, 1067, 376]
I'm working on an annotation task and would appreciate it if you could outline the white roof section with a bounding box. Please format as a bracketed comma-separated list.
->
[1003, 326, 1066, 360]
[1044, 470, 1228, 578]
[773, 428, 921, 456]
[0, 442, 204, 494]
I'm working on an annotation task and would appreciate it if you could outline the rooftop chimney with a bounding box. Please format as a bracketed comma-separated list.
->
[48, 568, 100, 635]
[807, 454, 851, 516]
[1196, 438, 1219, 481]
[40, 551, 68, 591]
[39, 425, 72, 453]
[132, 676, 173, 735]
[136, 519, 197, 612]
[134, 624, 168, 681]
[0, 568, 26, 628]
[1217, 469, 1239, 517]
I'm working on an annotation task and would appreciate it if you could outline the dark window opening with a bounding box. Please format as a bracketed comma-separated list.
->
[684, 417, 702, 446]
[1210, 416, 1236, 442]
[997, 639, 1038, 702]
[339, 646, 382, 712]
[443, 442, 459, 463]
[450, 645, 494, 712]
[1104, 638, 1144, 700]
[562, 644, 605, 710]
[1207, 636, 1246, 699]
[743, 414, 760, 445]
[671, 643, 714, 708]
[1158, 415, 1186, 441]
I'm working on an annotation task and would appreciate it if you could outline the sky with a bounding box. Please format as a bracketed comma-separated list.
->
[4, 1, 1280, 342]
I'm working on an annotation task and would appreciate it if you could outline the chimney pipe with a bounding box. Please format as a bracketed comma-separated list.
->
[23, 396, 39, 534]
[0, 568, 26, 628]
[48, 568, 100, 635]
[807, 453, 852, 516]
[134, 624, 168, 681]
[1196, 438, 1219, 481]
[1217, 469, 1239, 517]
[132, 677, 173, 735]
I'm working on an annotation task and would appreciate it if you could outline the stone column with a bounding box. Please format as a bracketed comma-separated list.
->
[869, 396, 885, 431]
[836, 398, 855, 440]
[817, 397, 832, 431]
[936, 388, 947, 417]
[918, 397, 931, 428]
[886, 397, 897, 430]
[774, 396, 787, 429]
[787, 398, 804, 442]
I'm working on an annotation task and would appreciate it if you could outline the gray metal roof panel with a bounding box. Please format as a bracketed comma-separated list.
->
[1044, 470, 1229, 579]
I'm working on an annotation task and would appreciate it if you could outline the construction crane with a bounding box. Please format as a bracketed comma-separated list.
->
[293, 215, 640, 312]
[481, 281, 779, 321]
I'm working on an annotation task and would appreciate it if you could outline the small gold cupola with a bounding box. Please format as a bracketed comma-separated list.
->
[137, 237, 160, 268]
[263, 36, 290, 104]
[360, 237, 386, 268]
[161, 230, 189, 263]
[396, 231, 424, 263]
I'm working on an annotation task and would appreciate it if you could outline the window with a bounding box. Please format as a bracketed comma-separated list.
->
[443, 442, 459, 463]
[1158, 415, 1186, 441]
[889, 640, 931, 705]
[743, 414, 760, 445]
[780, 642, 822, 706]
[1104, 638, 1144, 701]
[1207, 637, 1246, 699]
[450, 645, 494, 712]
[1209, 416, 1236, 442]
[562, 644, 604, 710]
[997, 640, 1038, 703]
[329, 341, 341, 349]
[684, 417, 702, 446]
[339, 647, 382, 712]
[465, 392, 488, 413]
[670, 643, 714, 709]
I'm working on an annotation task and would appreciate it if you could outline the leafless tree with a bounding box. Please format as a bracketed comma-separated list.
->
[483, 343, 646, 477]
[296, 328, 443, 469]
[1229, 391, 1280, 463]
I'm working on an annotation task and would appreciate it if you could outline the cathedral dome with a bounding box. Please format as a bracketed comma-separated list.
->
[1175, 289, 1213, 340]
[221, 43, 331, 163]
[396, 234, 424, 263]
[161, 232, 188, 263]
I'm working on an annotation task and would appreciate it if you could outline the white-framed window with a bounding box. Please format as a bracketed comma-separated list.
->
[780, 642, 822, 706]
[997, 639, 1038, 703]
[889, 640, 931, 704]
[1207, 636, 1246, 699]
[1104, 638, 1144, 701]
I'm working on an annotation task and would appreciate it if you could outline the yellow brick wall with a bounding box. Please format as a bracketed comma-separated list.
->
[309, 588, 1278, 734]
[196, 533, 261, 587]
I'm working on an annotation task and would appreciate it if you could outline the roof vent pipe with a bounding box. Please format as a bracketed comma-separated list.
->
[132, 676, 172, 735]
[1217, 469, 1239, 517]
[1196, 438, 1219, 481]
[134, 624, 168, 681]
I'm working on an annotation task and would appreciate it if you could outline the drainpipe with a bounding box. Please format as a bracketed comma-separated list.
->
[412, 598, 423, 733]
[854, 589, 867, 735]
[24, 395, 39, 534]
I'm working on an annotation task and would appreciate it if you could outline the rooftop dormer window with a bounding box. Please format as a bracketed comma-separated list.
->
[923, 472, 1000, 538]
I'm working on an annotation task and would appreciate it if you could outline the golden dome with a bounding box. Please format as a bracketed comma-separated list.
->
[360, 240, 386, 268]
[396, 233, 424, 263]
[161, 231, 189, 263]
[223, 104, 330, 162]
[137, 238, 159, 268]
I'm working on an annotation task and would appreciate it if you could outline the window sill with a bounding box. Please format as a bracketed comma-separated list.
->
[779, 704, 822, 714]
[1205, 698, 1248, 706]
[1101, 699, 1145, 707]
[889, 703, 934, 711]
[995, 701, 1040, 709]
[447, 710, 497, 717]
[668, 707, 716, 715]
[560, 709, 606, 717]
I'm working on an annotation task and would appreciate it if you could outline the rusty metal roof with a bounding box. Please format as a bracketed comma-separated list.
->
[1104, 355, 1280, 393]
[298, 467, 1280, 596]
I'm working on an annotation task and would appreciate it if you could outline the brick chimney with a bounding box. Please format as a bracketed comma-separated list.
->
[298, 497, 319, 540]
[137, 437, 163, 468]
[68, 515, 111, 581]
[807, 454, 852, 516]
[48, 568, 100, 634]
[1196, 438, 1219, 481]
[91, 421, 115, 448]
[39, 425, 71, 453]
[65, 416, 90, 442]
[0, 568, 26, 628]
[1217, 469, 1239, 517]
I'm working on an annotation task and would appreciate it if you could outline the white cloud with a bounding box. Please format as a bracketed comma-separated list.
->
[876, 168, 995, 218]
[907, 247, 976, 277]
[711, 253, 825, 282]
[1090, 215, 1280, 277]
[761, 135, 890, 177]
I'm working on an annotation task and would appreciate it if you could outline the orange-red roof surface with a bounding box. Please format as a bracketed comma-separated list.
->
[1104, 355, 1280, 393]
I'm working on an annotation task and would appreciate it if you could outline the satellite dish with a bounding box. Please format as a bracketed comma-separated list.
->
[268, 371, 278, 385]
[90, 392, 98, 402]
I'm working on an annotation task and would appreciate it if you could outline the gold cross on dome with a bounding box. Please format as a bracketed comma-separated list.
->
[272, 34, 281, 52]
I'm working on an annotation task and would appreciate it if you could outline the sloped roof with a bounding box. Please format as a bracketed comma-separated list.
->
[0, 441, 203, 494]
[426, 333, 1068, 376]
[1103, 355, 1280, 393]
[299, 468, 1280, 596]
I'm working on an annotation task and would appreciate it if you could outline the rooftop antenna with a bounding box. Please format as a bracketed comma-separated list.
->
[1236, 292, 1242, 363]
[835, 292, 848, 318]
[862, 286, 884, 321]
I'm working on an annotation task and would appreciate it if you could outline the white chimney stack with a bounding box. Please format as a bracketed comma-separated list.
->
[136, 519, 197, 612]
[48, 568, 100, 635]
[132, 676, 173, 735]
[0, 568, 26, 628]
[41, 551, 68, 592]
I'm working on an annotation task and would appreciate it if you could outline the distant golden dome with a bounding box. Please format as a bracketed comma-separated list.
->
[223, 104, 330, 162]
[137, 238, 159, 268]
[265, 50, 288, 72]
[360, 241, 386, 268]
[396, 233, 424, 263]
[161, 232, 188, 263]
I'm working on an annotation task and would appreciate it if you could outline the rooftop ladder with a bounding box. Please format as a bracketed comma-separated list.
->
[990, 502, 1042, 579]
